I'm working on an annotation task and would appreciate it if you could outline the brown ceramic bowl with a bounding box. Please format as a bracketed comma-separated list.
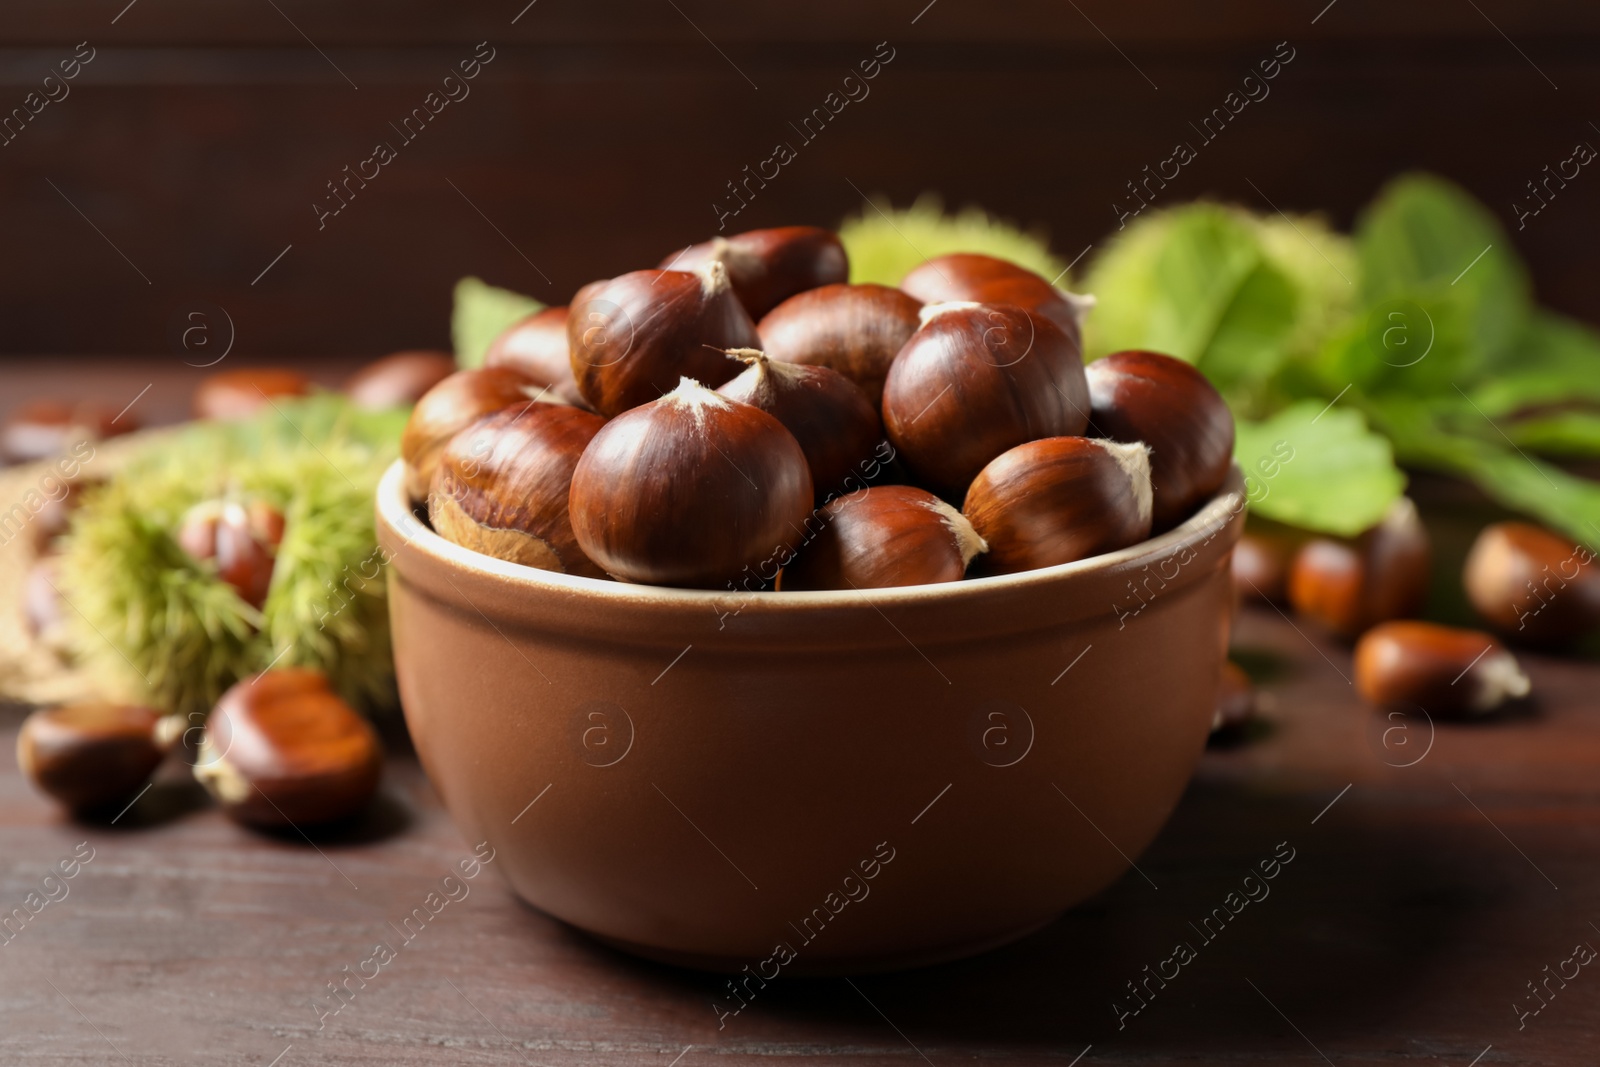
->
[377, 460, 1244, 975]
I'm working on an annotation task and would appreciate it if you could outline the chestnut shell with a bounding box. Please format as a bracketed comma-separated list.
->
[881, 303, 1090, 497]
[780, 485, 986, 591]
[484, 306, 587, 407]
[429, 403, 607, 578]
[1462, 521, 1600, 643]
[899, 253, 1083, 341]
[1086, 350, 1236, 533]
[663, 226, 849, 319]
[568, 266, 757, 417]
[716, 351, 882, 502]
[757, 283, 922, 406]
[568, 379, 813, 588]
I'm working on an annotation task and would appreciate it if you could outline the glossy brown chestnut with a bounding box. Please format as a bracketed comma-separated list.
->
[1354, 620, 1530, 716]
[882, 302, 1090, 496]
[193, 367, 313, 421]
[17, 703, 166, 812]
[429, 403, 607, 577]
[0, 401, 130, 465]
[177, 499, 285, 608]
[568, 378, 813, 588]
[400, 366, 541, 500]
[344, 350, 457, 410]
[963, 436, 1153, 575]
[483, 306, 588, 407]
[1086, 350, 1236, 532]
[756, 283, 922, 407]
[899, 253, 1087, 341]
[1287, 498, 1431, 639]
[716, 348, 882, 501]
[193, 668, 382, 828]
[780, 485, 987, 591]
[661, 226, 849, 319]
[1211, 661, 1257, 734]
[1462, 521, 1600, 643]
[568, 263, 758, 417]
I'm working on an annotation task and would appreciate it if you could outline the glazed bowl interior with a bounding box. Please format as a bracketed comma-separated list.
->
[378, 460, 1245, 973]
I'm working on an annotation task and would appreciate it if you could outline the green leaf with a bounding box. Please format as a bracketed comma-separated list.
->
[1083, 204, 1356, 416]
[451, 276, 544, 370]
[1504, 411, 1600, 457]
[1233, 401, 1406, 535]
[1383, 424, 1600, 550]
[1470, 310, 1600, 417]
[837, 194, 1067, 288]
[1356, 172, 1530, 363]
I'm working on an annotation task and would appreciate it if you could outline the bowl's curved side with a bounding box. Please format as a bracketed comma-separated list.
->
[379, 463, 1244, 973]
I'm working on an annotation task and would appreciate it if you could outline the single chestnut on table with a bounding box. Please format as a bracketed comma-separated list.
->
[756, 283, 922, 405]
[1287, 498, 1430, 639]
[193, 367, 313, 421]
[568, 262, 759, 417]
[662, 225, 848, 320]
[344, 350, 456, 410]
[17, 703, 168, 813]
[428, 403, 607, 577]
[484, 306, 587, 407]
[1462, 521, 1600, 644]
[899, 253, 1088, 341]
[780, 485, 987, 591]
[193, 668, 382, 829]
[0, 400, 132, 465]
[1086, 350, 1236, 533]
[881, 302, 1090, 497]
[1354, 620, 1530, 716]
[715, 348, 881, 501]
[401, 366, 542, 501]
[177, 498, 286, 608]
[568, 377, 813, 588]
[962, 436, 1153, 575]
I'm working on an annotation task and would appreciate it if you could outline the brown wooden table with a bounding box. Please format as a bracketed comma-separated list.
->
[3, 603, 1596, 1066]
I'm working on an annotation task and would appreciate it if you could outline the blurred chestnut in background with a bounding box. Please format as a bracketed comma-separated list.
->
[569, 378, 812, 588]
[757, 283, 922, 405]
[663, 225, 848, 319]
[899, 253, 1087, 341]
[568, 263, 758, 417]
[1086, 350, 1236, 532]
[401, 366, 541, 500]
[1287, 498, 1430, 639]
[192, 367, 312, 421]
[963, 437, 1152, 575]
[1354, 620, 1529, 716]
[780, 485, 987, 591]
[882, 303, 1089, 497]
[716, 348, 881, 501]
[17, 703, 166, 813]
[429, 403, 607, 577]
[1231, 527, 1303, 604]
[483, 306, 591, 408]
[344, 350, 456, 410]
[1463, 521, 1600, 643]
[177, 499, 286, 608]
[194, 668, 382, 829]
[0, 400, 131, 465]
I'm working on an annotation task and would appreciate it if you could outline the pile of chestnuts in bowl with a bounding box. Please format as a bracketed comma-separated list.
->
[400, 225, 1238, 593]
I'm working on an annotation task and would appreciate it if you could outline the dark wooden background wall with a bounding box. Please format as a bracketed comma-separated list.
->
[2, 0, 1598, 363]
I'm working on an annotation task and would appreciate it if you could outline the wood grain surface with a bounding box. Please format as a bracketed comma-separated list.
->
[2, 604, 1597, 1065]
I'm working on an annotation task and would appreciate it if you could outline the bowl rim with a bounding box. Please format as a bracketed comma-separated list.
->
[377, 458, 1246, 609]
